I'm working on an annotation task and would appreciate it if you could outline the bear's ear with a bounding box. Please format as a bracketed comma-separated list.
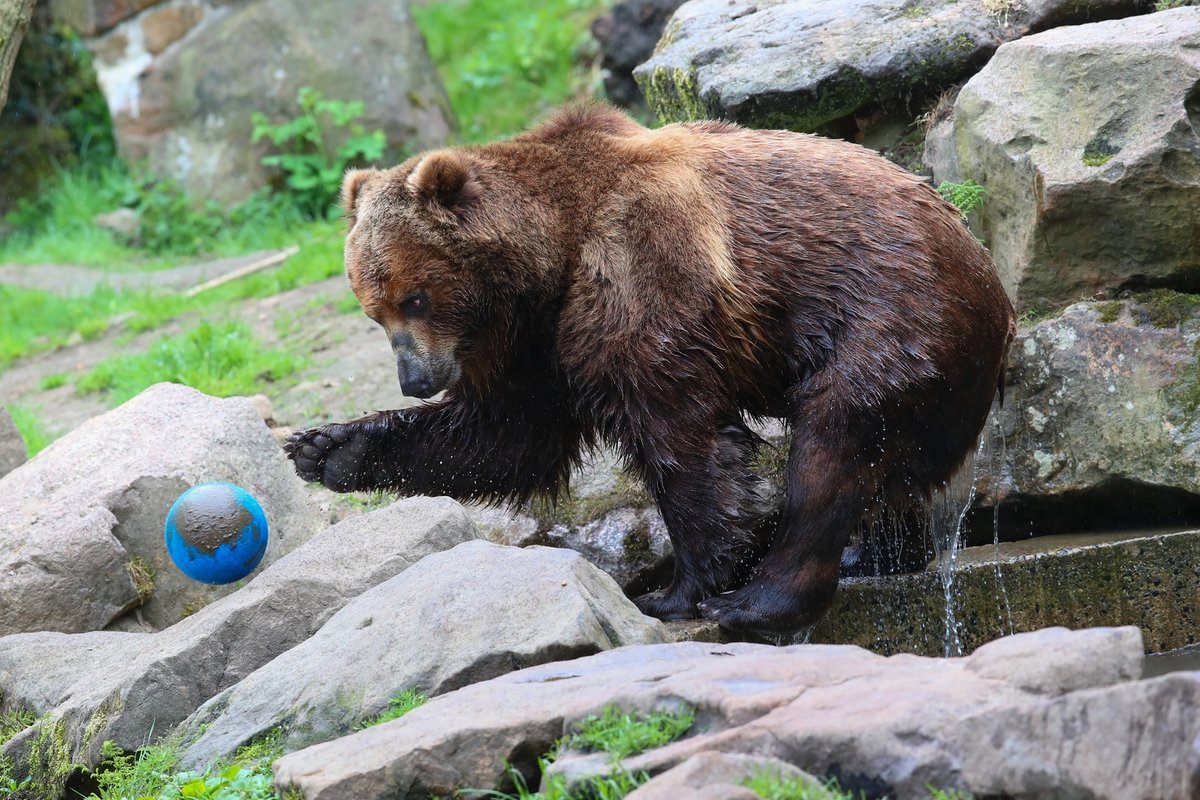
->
[406, 150, 481, 225]
[341, 168, 378, 225]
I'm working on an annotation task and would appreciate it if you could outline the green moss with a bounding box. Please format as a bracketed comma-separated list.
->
[640, 65, 711, 124]
[1082, 122, 1122, 169]
[620, 523, 652, 564]
[1135, 289, 1200, 328]
[1082, 151, 1113, 167]
[1094, 301, 1123, 324]
[25, 716, 76, 800]
[742, 768, 843, 799]
[354, 690, 428, 730]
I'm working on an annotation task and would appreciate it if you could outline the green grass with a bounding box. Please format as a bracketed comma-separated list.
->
[76, 320, 304, 405]
[414, 0, 606, 143]
[0, 220, 343, 374]
[470, 763, 646, 800]
[355, 689, 428, 730]
[564, 706, 694, 762]
[7, 405, 58, 456]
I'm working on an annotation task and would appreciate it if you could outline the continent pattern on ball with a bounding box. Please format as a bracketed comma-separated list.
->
[164, 482, 269, 585]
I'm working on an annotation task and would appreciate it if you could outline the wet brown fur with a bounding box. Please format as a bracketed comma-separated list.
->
[286, 103, 1016, 635]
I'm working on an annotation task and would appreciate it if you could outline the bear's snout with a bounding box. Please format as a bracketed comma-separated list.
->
[397, 352, 437, 398]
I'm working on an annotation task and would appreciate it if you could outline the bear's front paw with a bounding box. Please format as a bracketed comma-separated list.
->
[283, 424, 373, 492]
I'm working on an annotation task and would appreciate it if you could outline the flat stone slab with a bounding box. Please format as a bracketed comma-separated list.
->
[273, 627, 1172, 800]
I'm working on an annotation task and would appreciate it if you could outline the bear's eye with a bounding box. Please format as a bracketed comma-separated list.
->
[400, 291, 430, 317]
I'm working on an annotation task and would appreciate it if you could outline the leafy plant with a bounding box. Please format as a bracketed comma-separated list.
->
[355, 689, 428, 730]
[564, 706, 694, 761]
[86, 730, 282, 800]
[0, 706, 36, 746]
[76, 320, 303, 405]
[252, 87, 386, 219]
[936, 180, 986, 220]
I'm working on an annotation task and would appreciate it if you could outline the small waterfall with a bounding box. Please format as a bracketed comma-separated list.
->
[928, 433, 989, 657]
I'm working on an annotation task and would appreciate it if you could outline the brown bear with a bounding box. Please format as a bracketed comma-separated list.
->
[285, 104, 1015, 635]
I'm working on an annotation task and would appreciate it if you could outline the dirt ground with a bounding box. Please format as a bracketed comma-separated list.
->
[0, 259, 421, 446]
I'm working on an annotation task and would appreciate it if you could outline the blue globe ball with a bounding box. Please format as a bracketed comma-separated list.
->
[164, 482, 269, 585]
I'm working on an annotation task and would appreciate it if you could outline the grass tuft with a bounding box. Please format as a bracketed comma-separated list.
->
[355, 690, 428, 730]
[564, 706, 694, 761]
[76, 320, 304, 406]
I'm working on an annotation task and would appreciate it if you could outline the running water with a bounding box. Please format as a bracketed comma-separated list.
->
[930, 406, 1015, 656]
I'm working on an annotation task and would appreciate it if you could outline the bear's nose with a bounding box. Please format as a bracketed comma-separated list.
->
[397, 354, 435, 398]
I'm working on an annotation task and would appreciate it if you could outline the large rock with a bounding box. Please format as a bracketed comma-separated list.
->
[976, 297, 1200, 531]
[926, 8, 1200, 310]
[92, 0, 454, 204]
[180, 541, 669, 764]
[0, 407, 25, 479]
[634, 0, 1140, 131]
[273, 627, 1173, 800]
[0, 497, 477, 786]
[0, 383, 323, 635]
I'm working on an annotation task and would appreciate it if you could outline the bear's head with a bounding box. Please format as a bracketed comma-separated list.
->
[340, 149, 565, 398]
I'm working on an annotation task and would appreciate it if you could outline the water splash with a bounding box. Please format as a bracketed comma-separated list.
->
[929, 433, 988, 657]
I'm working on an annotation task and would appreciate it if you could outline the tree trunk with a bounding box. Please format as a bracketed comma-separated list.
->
[0, 0, 36, 115]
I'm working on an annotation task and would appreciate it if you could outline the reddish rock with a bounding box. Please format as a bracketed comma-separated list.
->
[141, 4, 204, 54]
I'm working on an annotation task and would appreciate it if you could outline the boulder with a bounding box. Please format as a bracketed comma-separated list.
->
[591, 0, 687, 109]
[0, 408, 25, 479]
[634, 0, 1140, 131]
[926, 8, 1200, 310]
[180, 541, 669, 764]
[975, 297, 1200, 533]
[92, 0, 454, 205]
[0, 383, 322, 635]
[273, 627, 1169, 800]
[0, 497, 477, 783]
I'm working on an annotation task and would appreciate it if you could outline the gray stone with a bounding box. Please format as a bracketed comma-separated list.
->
[180, 541, 669, 764]
[109, 0, 454, 205]
[634, 0, 1140, 131]
[926, 8, 1200, 310]
[274, 627, 1167, 800]
[0, 407, 25, 479]
[965, 626, 1143, 693]
[625, 752, 828, 800]
[0, 496, 478, 781]
[980, 299, 1200, 520]
[0, 383, 324, 635]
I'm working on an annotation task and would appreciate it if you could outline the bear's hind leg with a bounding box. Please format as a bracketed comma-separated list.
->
[698, 412, 882, 635]
[634, 421, 774, 621]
